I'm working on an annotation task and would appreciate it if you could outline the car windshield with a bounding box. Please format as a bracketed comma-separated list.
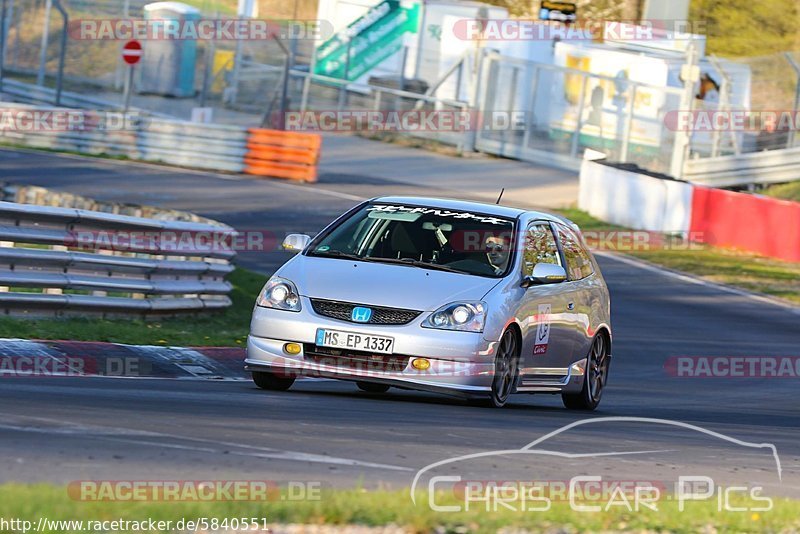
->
[308, 203, 516, 278]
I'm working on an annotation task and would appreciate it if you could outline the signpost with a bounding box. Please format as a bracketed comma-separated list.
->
[122, 40, 142, 112]
[539, 1, 577, 23]
[314, 0, 420, 82]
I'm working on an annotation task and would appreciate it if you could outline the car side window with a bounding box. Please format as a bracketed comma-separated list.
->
[522, 223, 561, 277]
[556, 224, 594, 280]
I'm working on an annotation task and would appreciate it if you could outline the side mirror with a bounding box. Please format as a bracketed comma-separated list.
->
[521, 263, 567, 288]
[282, 233, 311, 253]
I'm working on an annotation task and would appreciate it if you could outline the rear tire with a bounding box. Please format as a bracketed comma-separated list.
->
[562, 334, 609, 411]
[356, 381, 390, 393]
[252, 371, 295, 391]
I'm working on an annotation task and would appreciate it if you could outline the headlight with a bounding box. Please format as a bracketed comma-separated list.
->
[422, 301, 486, 332]
[256, 277, 301, 312]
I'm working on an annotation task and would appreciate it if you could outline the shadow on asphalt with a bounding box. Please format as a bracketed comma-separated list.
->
[242, 380, 610, 416]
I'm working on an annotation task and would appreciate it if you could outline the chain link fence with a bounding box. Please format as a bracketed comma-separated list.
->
[2, 1, 799, 175]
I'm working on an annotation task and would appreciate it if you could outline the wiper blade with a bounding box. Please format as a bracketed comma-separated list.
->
[312, 252, 468, 274]
[366, 257, 467, 274]
[311, 250, 364, 261]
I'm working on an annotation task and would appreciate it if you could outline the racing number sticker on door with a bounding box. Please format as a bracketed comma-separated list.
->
[534, 303, 551, 355]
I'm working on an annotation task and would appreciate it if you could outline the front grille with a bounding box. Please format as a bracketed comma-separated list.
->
[303, 344, 410, 372]
[310, 298, 422, 325]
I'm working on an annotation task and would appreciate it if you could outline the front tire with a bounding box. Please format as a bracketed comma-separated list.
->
[484, 329, 520, 408]
[562, 334, 609, 411]
[252, 371, 295, 391]
[356, 381, 390, 393]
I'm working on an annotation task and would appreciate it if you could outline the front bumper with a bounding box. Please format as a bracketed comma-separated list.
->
[246, 302, 498, 397]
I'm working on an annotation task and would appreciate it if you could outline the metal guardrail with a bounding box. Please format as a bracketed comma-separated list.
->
[0, 101, 247, 173]
[683, 146, 800, 187]
[0, 79, 131, 112]
[0, 201, 236, 317]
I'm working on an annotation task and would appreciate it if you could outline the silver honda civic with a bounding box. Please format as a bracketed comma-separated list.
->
[246, 196, 612, 409]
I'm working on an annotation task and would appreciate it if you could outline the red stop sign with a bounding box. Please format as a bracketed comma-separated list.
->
[122, 40, 142, 65]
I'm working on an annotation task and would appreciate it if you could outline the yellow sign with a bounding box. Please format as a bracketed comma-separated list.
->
[211, 50, 234, 93]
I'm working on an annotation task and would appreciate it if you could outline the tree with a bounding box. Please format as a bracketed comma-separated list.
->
[481, 0, 642, 19]
[690, 0, 799, 57]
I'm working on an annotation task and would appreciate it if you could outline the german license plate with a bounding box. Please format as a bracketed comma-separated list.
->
[315, 329, 394, 354]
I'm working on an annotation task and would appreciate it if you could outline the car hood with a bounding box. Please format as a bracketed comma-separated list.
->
[278, 256, 502, 311]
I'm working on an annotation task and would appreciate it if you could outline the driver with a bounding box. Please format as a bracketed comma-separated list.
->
[485, 235, 511, 274]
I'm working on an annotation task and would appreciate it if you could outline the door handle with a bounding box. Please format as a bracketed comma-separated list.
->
[567, 302, 575, 311]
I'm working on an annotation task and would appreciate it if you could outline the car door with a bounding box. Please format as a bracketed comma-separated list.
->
[553, 222, 598, 363]
[516, 222, 574, 376]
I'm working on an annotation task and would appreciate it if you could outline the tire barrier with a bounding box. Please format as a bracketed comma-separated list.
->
[244, 128, 322, 182]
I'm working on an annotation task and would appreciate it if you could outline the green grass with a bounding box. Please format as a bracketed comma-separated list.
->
[632, 247, 800, 303]
[558, 209, 800, 305]
[761, 181, 800, 202]
[0, 268, 266, 347]
[558, 207, 627, 232]
[0, 484, 797, 533]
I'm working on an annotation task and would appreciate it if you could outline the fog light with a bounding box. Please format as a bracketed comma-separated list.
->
[411, 358, 431, 371]
[284, 343, 302, 355]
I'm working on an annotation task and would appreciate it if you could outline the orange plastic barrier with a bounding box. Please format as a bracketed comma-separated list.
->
[689, 186, 800, 262]
[244, 128, 321, 182]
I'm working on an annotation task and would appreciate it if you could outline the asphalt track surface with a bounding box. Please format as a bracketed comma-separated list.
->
[0, 148, 799, 498]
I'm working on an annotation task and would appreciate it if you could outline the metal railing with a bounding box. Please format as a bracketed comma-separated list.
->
[473, 51, 685, 174]
[0, 201, 236, 317]
[294, 69, 472, 152]
[0, 78, 174, 116]
[683, 145, 800, 187]
[0, 101, 248, 173]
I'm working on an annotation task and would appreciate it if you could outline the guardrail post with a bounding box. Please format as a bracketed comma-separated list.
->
[337, 41, 352, 112]
[36, 0, 52, 86]
[0, 0, 7, 84]
[52, 0, 68, 106]
[521, 66, 539, 152]
[467, 50, 490, 153]
[671, 43, 698, 179]
[569, 74, 588, 159]
[620, 85, 636, 163]
[299, 71, 311, 113]
[785, 53, 800, 149]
